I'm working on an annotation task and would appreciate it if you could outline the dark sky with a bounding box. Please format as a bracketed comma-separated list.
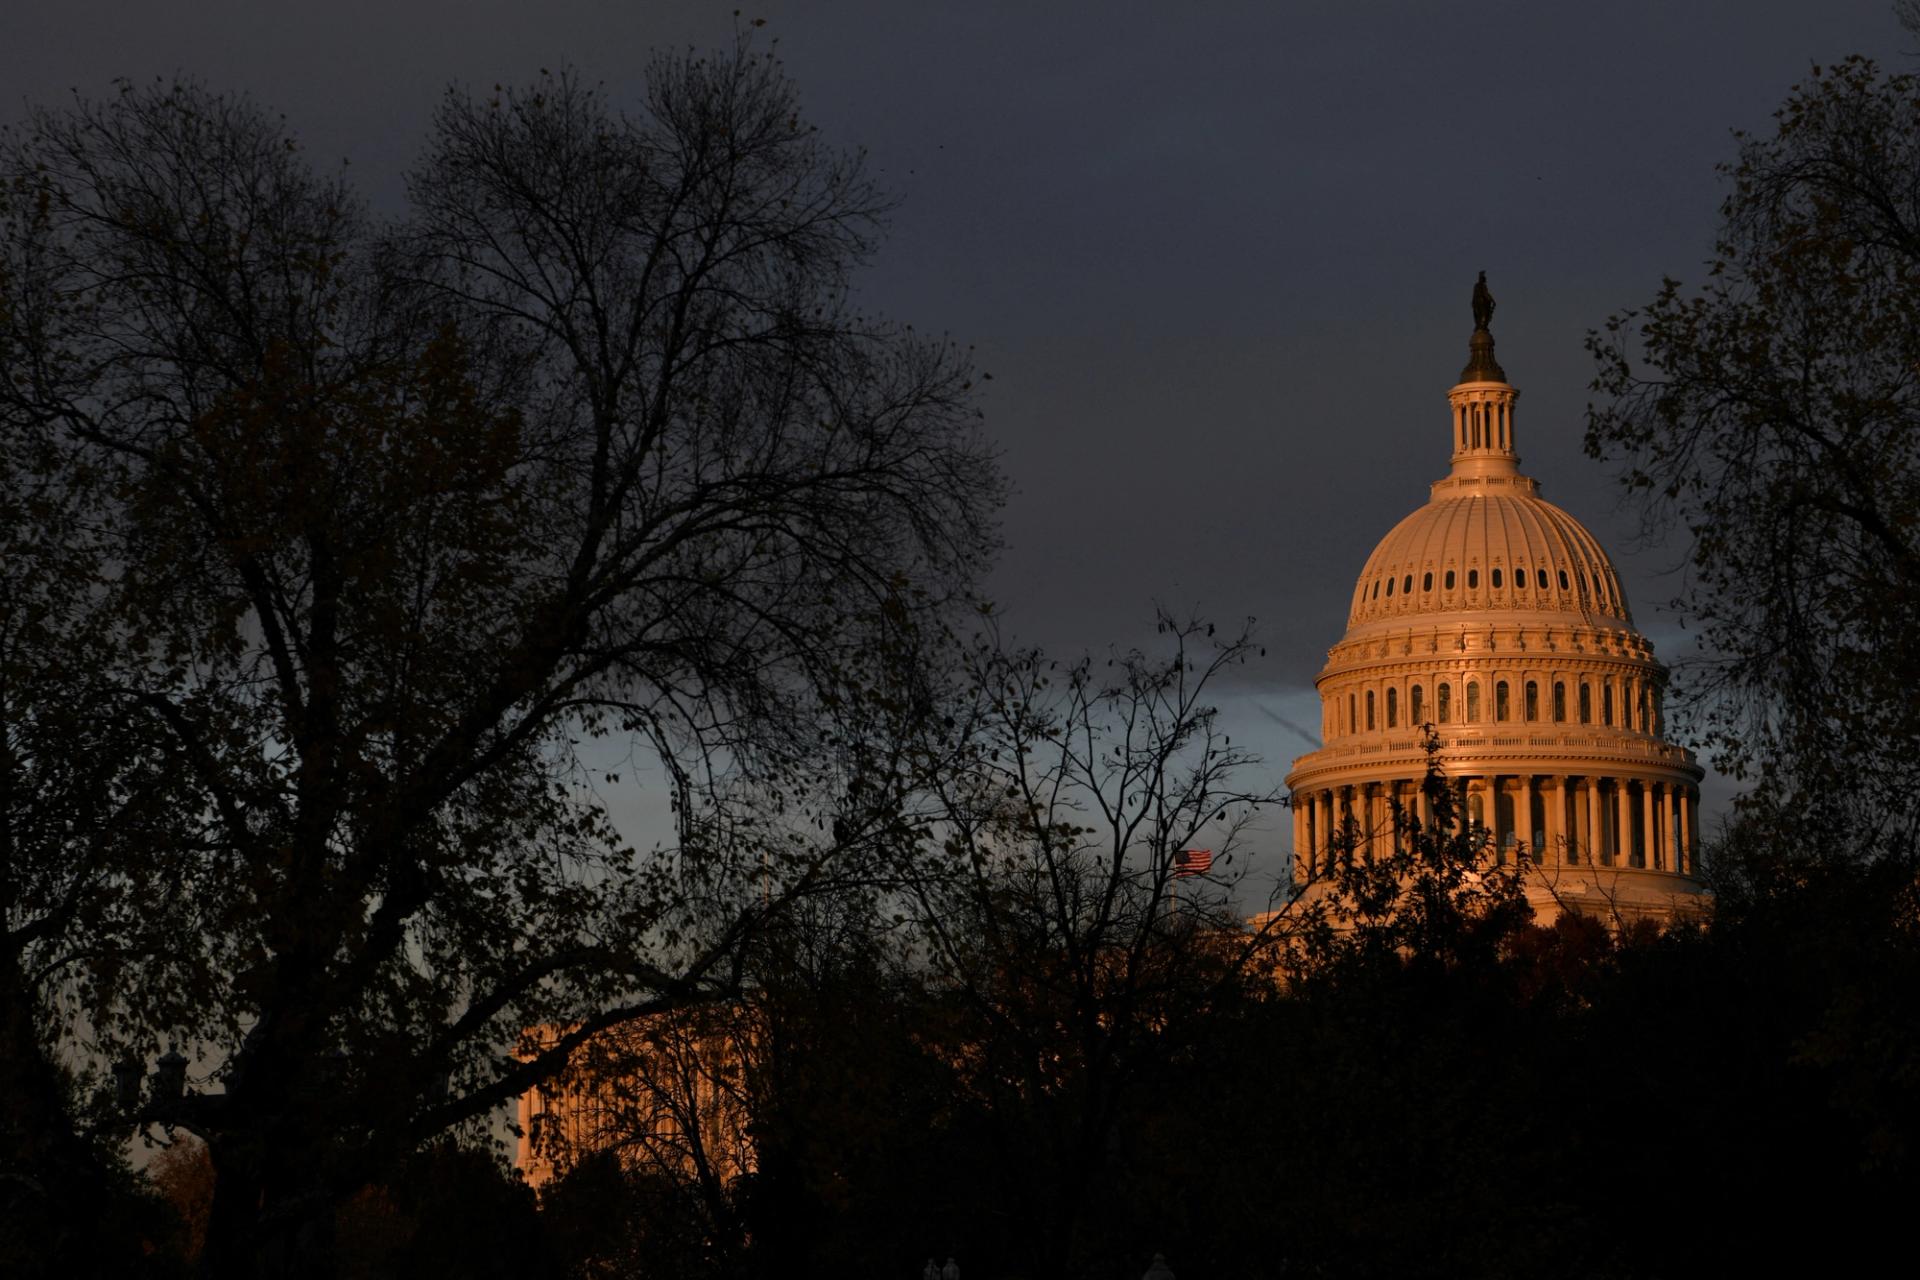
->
[6, 1, 1908, 882]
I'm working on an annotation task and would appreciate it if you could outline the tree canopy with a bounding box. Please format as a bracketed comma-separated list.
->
[1587, 55, 1920, 861]
[0, 38, 998, 1277]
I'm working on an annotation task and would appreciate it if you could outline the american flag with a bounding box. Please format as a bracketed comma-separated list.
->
[1173, 848, 1214, 878]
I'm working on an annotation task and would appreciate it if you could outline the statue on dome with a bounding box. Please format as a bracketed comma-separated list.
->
[1472, 270, 1496, 332]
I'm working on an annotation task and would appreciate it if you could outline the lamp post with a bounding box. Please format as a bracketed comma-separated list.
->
[111, 1057, 145, 1113]
[153, 1049, 189, 1104]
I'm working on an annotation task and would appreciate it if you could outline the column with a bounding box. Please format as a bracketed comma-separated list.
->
[1657, 784, 1674, 871]
[1294, 799, 1309, 880]
[1517, 775, 1536, 862]
[1484, 776, 1504, 861]
[1388, 781, 1403, 855]
[1363, 784, 1378, 864]
[1642, 782, 1659, 871]
[1544, 775, 1566, 866]
[1679, 786, 1695, 876]
[1615, 780, 1635, 867]
[1578, 777, 1597, 865]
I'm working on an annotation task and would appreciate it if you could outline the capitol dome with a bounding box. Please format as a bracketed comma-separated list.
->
[1347, 481, 1630, 632]
[1285, 279, 1706, 924]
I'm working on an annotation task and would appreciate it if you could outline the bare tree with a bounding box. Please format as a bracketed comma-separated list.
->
[0, 34, 998, 1278]
[900, 614, 1283, 1277]
[1586, 55, 1920, 864]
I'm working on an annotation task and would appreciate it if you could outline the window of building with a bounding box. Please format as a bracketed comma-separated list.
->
[1349, 693, 1356, 734]
[1525, 680, 1539, 721]
[1437, 682, 1451, 723]
[1403, 574, 1413, 594]
[1553, 681, 1566, 722]
[1468, 569, 1479, 589]
[1495, 680, 1510, 721]
[1466, 682, 1481, 722]
[1366, 689, 1375, 730]
[1492, 567, 1503, 589]
[1386, 577, 1394, 597]
[1410, 684, 1424, 724]
[1423, 572, 1433, 591]
[1579, 684, 1591, 723]
[1558, 569, 1569, 590]
[1445, 569, 1456, 589]
[1386, 687, 1398, 728]
[1538, 568, 1550, 589]
[1603, 683, 1614, 726]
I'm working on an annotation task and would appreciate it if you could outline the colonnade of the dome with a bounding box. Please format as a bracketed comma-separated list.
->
[1290, 772, 1702, 880]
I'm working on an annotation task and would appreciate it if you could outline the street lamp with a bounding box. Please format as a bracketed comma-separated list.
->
[111, 1058, 145, 1112]
[153, 1049, 189, 1104]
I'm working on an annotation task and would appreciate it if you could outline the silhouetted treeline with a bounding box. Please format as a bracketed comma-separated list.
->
[85, 836, 1917, 1280]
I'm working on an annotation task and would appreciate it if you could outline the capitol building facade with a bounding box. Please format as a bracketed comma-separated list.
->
[1285, 282, 1707, 923]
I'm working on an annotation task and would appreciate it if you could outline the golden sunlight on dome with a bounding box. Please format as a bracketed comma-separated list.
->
[1286, 276, 1706, 925]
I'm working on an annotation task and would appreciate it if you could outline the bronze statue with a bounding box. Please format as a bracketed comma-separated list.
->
[1472, 271, 1495, 332]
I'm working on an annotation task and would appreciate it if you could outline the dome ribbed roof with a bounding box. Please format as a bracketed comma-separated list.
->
[1346, 475, 1630, 629]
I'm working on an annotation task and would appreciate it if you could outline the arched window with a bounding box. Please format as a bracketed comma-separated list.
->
[1403, 574, 1413, 594]
[1410, 684, 1424, 724]
[1372, 580, 1381, 598]
[1437, 682, 1451, 723]
[1468, 569, 1479, 589]
[1445, 569, 1456, 589]
[1386, 577, 1395, 597]
[1558, 569, 1569, 590]
[1538, 568, 1550, 589]
[1602, 682, 1614, 726]
[1366, 690, 1375, 730]
[1553, 681, 1566, 722]
[1492, 567, 1503, 589]
[1579, 684, 1592, 724]
[1386, 687, 1398, 728]
[1423, 572, 1433, 591]
[1525, 680, 1539, 721]
[1495, 680, 1510, 721]
[1466, 682, 1481, 722]
[1349, 693, 1357, 734]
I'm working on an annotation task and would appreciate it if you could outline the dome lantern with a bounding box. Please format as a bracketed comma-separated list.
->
[1448, 272, 1521, 480]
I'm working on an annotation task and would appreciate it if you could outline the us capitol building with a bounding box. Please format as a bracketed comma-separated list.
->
[1284, 278, 1707, 923]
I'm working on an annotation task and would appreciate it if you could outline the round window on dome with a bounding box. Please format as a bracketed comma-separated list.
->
[1514, 568, 1527, 591]
[1386, 577, 1394, 597]
[1373, 580, 1381, 599]
[1467, 569, 1478, 589]
[1491, 568, 1503, 589]
[1423, 572, 1433, 591]
[1403, 574, 1413, 594]
[1538, 569, 1550, 589]
[1558, 570, 1569, 590]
